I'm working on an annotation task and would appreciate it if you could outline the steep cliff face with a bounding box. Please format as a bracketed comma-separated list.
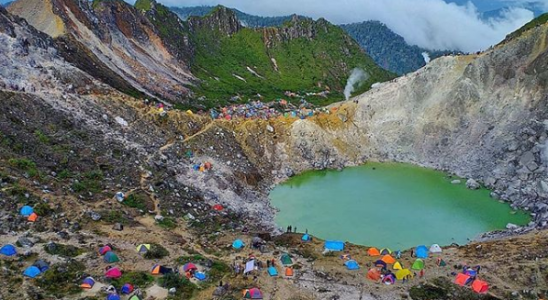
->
[8, 0, 195, 102]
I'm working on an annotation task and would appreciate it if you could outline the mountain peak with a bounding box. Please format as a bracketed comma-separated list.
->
[134, 0, 156, 11]
[188, 4, 242, 36]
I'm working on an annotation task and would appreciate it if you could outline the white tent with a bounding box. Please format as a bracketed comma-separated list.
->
[430, 244, 442, 253]
[244, 260, 255, 274]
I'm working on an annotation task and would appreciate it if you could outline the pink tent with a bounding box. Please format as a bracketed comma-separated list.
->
[105, 267, 122, 279]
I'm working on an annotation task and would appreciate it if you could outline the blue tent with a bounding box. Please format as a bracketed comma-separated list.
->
[344, 260, 360, 270]
[20, 206, 33, 216]
[33, 260, 49, 272]
[268, 266, 278, 276]
[106, 294, 121, 300]
[415, 245, 429, 259]
[324, 241, 344, 251]
[232, 239, 244, 249]
[374, 259, 387, 269]
[0, 244, 16, 256]
[23, 266, 41, 278]
[195, 272, 207, 281]
[301, 234, 311, 242]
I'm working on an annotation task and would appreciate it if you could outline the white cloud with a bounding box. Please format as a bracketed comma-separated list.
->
[150, 0, 535, 52]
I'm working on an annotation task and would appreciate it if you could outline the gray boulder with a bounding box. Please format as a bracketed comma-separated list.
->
[466, 178, 480, 190]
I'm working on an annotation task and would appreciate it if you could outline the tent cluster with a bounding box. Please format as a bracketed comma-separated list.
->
[454, 265, 489, 294]
[20, 205, 38, 222]
[192, 161, 213, 172]
[23, 260, 50, 278]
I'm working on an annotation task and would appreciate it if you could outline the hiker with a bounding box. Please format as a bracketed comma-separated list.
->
[219, 281, 223, 287]
[305, 229, 308, 234]
[419, 269, 425, 278]
[410, 249, 415, 257]
[474, 265, 481, 274]
[294, 227, 297, 233]
[289, 225, 292, 233]
[267, 260, 271, 267]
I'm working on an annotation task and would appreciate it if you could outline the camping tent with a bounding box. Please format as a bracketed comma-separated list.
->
[103, 251, 120, 263]
[396, 268, 413, 280]
[280, 254, 293, 266]
[107, 294, 121, 300]
[344, 260, 360, 270]
[268, 266, 278, 276]
[136, 244, 151, 254]
[20, 206, 33, 216]
[455, 273, 471, 286]
[195, 272, 207, 281]
[28, 212, 38, 222]
[430, 244, 442, 253]
[301, 234, 311, 242]
[212, 204, 224, 211]
[105, 267, 122, 279]
[99, 245, 112, 255]
[285, 267, 294, 277]
[374, 260, 387, 269]
[0, 244, 16, 256]
[367, 268, 381, 281]
[412, 259, 425, 270]
[23, 266, 41, 278]
[232, 239, 244, 250]
[381, 255, 396, 264]
[393, 262, 403, 270]
[243, 288, 263, 299]
[436, 258, 447, 267]
[380, 248, 392, 255]
[121, 283, 134, 294]
[33, 259, 49, 272]
[415, 245, 429, 258]
[152, 264, 173, 275]
[383, 273, 396, 285]
[367, 248, 380, 256]
[128, 295, 142, 300]
[81, 277, 95, 289]
[324, 241, 344, 251]
[244, 260, 255, 274]
[183, 263, 197, 272]
[472, 279, 489, 293]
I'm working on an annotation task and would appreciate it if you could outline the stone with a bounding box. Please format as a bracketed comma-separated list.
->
[451, 180, 461, 184]
[466, 178, 480, 189]
[17, 237, 34, 248]
[506, 223, 519, 230]
[266, 125, 274, 133]
[519, 151, 535, 167]
[90, 211, 102, 221]
[112, 223, 124, 231]
[154, 215, 164, 222]
[115, 116, 128, 127]
[484, 177, 497, 187]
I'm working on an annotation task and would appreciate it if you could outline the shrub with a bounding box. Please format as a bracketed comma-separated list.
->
[111, 271, 154, 289]
[144, 243, 170, 259]
[36, 260, 85, 297]
[158, 273, 197, 298]
[44, 243, 84, 258]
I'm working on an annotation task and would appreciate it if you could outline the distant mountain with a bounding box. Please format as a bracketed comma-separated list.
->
[171, 6, 454, 75]
[171, 6, 295, 28]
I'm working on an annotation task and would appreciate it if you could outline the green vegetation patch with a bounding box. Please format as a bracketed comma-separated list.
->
[44, 243, 85, 258]
[504, 13, 548, 43]
[144, 243, 170, 259]
[111, 271, 155, 289]
[36, 260, 85, 297]
[8, 158, 39, 177]
[158, 273, 198, 298]
[123, 193, 148, 211]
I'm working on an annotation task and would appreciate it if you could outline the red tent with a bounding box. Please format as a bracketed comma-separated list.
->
[455, 273, 471, 286]
[183, 263, 197, 272]
[212, 204, 224, 211]
[366, 268, 381, 281]
[472, 279, 489, 294]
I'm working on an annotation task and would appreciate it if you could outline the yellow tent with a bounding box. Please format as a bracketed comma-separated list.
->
[396, 268, 413, 280]
[136, 244, 151, 253]
[393, 261, 403, 270]
[186, 110, 193, 115]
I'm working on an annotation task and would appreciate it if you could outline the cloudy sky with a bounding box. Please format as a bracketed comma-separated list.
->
[3, 0, 545, 52]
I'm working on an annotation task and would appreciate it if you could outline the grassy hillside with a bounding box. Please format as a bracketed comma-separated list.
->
[503, 13, 548, 43]
[190, 16, 394, 107]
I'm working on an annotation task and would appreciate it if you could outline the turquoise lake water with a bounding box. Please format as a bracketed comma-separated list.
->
[270, 163, 530, 250]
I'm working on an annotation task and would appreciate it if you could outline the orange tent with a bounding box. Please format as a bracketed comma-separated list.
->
[455, 273, 471, 286]
[151, 265, 161, 275]
[367, 247, 380, 256]
[28, 213, 38, 222]
[285, 267, 294, 277]
[472, 280, 489, 294]
[366, 268, 381, 281]
[381, 254, 396, 264]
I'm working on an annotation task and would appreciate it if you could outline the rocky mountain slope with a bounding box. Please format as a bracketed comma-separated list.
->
[1, 3, 548, 300]
[8, 0, 393, 108]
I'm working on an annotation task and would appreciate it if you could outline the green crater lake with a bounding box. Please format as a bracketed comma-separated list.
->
[270, 163, 530, 250]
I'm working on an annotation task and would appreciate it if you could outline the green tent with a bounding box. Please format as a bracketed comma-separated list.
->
[411, 258, 424, 270]
[280, 254, 293, 266]
[129, 295, 142, 300]
[103, 251, 120, 263]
